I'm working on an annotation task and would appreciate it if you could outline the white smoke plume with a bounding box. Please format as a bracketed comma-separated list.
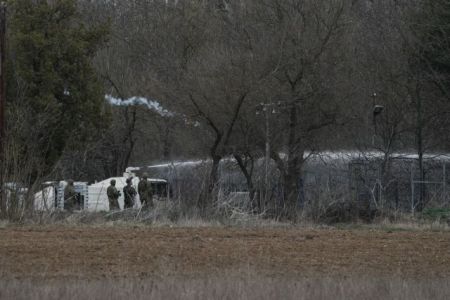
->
[105, 95, 173, 117]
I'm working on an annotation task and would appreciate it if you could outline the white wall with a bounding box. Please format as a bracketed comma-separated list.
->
[88, 177, 142, 211]
[34, 186, 56, 211]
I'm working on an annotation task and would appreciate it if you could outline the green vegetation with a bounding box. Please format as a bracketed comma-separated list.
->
[422, 207, 450, 221]
[6, 0, 109, 175]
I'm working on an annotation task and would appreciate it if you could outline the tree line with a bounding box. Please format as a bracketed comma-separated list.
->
[1, 0, 449, 219]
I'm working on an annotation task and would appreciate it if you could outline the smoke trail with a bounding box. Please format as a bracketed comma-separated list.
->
[105, 95, 173, 117]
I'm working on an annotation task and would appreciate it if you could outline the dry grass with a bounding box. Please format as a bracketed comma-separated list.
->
[2, 193, 448, 231]
[1, 275, 449, 300]
[20, 199, 294, 229]
[12, 210, 449, 233]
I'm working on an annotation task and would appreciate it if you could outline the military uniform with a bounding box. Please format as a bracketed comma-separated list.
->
[107, 184, 120, 210]
[138, 177, 153, 208]
[123, 181, 137, 209]
[64, 182, 78, 211]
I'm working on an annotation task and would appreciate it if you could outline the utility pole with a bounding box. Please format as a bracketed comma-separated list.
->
[256, 102, 278, 209]
[371, 92, 384, 145]
[370, 92, 384, 207]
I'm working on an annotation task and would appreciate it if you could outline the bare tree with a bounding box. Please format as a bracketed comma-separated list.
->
[242, 0, 349, 218]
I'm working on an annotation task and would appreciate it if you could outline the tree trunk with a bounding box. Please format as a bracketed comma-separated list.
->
[234, 154, 256, 210]
[283, 106, 303, 218]
[115, 106, 137, 176]
[208, 155, 221, 196]
[269, 105, 305, 220]
[283, 157, 303, 218]
[199, 154, 222, 212]
[416, 87, 426, 212]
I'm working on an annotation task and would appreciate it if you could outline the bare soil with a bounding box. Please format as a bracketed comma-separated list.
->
[0, 226, 449, 279]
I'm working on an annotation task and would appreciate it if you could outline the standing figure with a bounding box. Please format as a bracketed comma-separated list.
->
[138, 173, 153, 209]
[64, 180, 78, 211]
[123, 178, 137, 209]
[107, 179, 121, 210]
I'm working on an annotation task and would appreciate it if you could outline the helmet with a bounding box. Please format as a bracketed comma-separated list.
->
[110, 179, 116, 185]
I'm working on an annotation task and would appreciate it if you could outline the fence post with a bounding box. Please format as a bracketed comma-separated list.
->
[411, 161, 415, 214]
[443, 163, 447, 204]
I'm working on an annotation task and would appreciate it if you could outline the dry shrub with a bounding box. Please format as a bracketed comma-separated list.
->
[1, 275, 449, 300]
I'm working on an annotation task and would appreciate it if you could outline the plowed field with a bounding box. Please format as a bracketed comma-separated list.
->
[0, 226, 449, 279]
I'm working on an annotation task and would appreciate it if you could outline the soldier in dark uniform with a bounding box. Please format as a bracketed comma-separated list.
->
[138, 173, 153, 209]
[123, 178, 137, 209]
[107, 179, 121, 210]
[64, 180, 77, 211]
